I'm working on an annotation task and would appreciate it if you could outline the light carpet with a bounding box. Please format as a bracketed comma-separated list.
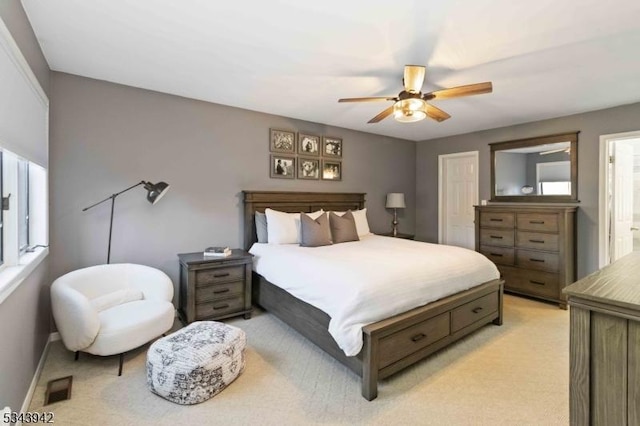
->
[28, 295, 569, 425]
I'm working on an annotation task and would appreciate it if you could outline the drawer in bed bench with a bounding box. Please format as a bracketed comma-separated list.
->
[378, 312, 450, 368]
[451, 292, 499, 333]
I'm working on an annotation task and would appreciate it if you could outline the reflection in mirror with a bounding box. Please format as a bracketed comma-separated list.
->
[490, 132, 578, 202]
[495, 141, 571, 196]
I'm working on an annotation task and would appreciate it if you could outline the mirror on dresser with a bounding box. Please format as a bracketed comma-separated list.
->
[490, 132, 578, 202]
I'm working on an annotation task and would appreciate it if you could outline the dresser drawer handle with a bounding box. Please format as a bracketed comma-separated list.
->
[213, 273, 230, 278]
[411, 333, 427, 342]
[490, 253, 503, 257]
[529, 239, 545, 243]
[530, 280, 545, 286]
[489, 218, 503, 222]
[213, 288, 230, 294]
[490, 235, 504, 239]
[530, 258, 545, 263]
[529, 220, 545, 224]
[213, 304, 229, 310]
[472, 307, 483, 314]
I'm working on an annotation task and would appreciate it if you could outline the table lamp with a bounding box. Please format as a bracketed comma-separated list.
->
[386, 193, 406, 237]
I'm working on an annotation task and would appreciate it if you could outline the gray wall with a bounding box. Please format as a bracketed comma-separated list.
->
[49, 72, 416, 299]
[495, 152, 526, 195]
[416, 101, 640, 279]
[0, 0, 51, 413]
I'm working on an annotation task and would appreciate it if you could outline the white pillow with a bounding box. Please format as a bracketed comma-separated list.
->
[329, 208, 371, 237]
[265, 208, 324, 244]
[90, 288, 144, 312]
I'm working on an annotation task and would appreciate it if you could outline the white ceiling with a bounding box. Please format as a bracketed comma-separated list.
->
[21, 0, 640, 142]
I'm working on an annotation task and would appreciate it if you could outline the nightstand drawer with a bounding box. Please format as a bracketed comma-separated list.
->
[516, 231, 559, 251]
[451, 292, 498, 333]
[196, 281, 245, 302]
[480, 228, 514, 247]
[378, 312, 450, 368]
[480, 245, 515, 266]
[196, 265, 245, 286]
[516, 249, 559, 272]
[480, 212, 515, 228]
[196, 295, 245, 319]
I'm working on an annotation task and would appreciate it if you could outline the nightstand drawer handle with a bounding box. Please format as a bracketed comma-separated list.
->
[213, 288, 230, 294]
[490, 253, 503, 257]
[529, 239, 545, 243]
[411, 333, 426, 342]
[529, 220, 545, 224]
[530, 280, 545, 286]
[213, 273, 230, 278]
[213, 304, 229, 310]
[490, 235, 503, 239]
[489, 218, 503, 222]
[530, 258, 545, 263]
[472, 307, 483, 314]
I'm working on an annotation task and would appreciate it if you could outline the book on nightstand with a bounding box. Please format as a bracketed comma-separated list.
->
[203, 246, 231, 257]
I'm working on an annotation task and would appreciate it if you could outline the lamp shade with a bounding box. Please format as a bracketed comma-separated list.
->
[144, 181, 170, 205]
[386, 193, 406, 209]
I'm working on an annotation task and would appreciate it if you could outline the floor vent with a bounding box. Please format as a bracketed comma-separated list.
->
[45, 376, 73, 405]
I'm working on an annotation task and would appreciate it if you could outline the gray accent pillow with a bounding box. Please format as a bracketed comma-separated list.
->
[329, 211, 360, 244]
[300, 212, 332, 247]
[255, 211, 268, 243]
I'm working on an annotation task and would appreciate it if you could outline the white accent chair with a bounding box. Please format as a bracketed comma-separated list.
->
[51, 263, 175, 375]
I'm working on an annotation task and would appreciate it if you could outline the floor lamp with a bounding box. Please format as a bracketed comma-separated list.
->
[386, 193, 406, 237]
[82, 180, 170, 263]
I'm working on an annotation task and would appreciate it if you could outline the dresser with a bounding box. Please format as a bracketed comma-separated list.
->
[474, 205, 576, 309]
[564, 252, 640, 426]
[178, 250, 253, 324]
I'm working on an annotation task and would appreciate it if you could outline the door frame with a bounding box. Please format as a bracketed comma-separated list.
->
[598, 130, 640, 267]
[438, 150, 479, 245]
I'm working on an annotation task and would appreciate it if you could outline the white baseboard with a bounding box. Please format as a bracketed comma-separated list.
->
[17, 332, 58, 425]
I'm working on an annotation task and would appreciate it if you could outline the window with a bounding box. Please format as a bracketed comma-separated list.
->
[18, 159, 29, 252]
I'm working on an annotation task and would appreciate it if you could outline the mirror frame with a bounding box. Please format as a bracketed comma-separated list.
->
[490, 132, 579, 202]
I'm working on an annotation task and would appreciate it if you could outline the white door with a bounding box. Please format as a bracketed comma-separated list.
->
[439, 152, 479, 249]
[611, 141, 634, 261]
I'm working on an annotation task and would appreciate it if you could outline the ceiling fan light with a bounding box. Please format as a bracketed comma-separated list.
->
[393, 100, 427, 123]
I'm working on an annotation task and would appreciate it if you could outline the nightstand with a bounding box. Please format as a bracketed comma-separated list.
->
[378, 232, 415, 240]
[178, 249, 253, 324]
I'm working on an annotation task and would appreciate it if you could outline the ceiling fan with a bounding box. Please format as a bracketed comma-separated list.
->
[338, 65, 492, 124]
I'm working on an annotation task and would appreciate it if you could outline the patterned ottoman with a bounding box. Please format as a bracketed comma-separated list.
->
[146, 321, 246, 404]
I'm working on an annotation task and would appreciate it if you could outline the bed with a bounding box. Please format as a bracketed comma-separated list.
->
[243, 190, 504, 400]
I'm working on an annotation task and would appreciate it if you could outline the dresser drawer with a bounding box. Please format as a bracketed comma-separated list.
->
[196, 280, 244, 303]
[516, 231, 559, 251]
[196, 295, 245, 319]
[452, 292, 499, 333]
[504, 268, 559, 299]
[517, 213, 558, 232]
[379, 312, 450, 368]
[480, 212, 515, 229]
[480, 228, 514, 247]
[196, 265, 245, 286]
[480, 245, 515, 266]
[516, 249, 559, 272]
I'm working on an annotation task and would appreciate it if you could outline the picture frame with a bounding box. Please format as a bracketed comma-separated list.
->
[270, 129, 296, 153]
[298, 133, 320, 156]
[322, 136, 342, 158]
[270, 155, 295, 179]
[297, 157, 320, 180]
[321, 160, 342, 181]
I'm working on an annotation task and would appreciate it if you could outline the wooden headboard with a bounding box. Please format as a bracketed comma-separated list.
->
[242, 191, 366, 250]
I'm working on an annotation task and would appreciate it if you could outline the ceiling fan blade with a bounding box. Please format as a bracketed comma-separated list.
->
[425, 82, 493, 100]
[368, 106, 395, 123]
[424, 103, 451, 122]
[338, 96, 396, 103]
[540, 148, 570, 155]
[403, 65, 426, 93]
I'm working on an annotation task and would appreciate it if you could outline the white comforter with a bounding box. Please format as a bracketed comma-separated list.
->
[250, 235, 499, 356]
